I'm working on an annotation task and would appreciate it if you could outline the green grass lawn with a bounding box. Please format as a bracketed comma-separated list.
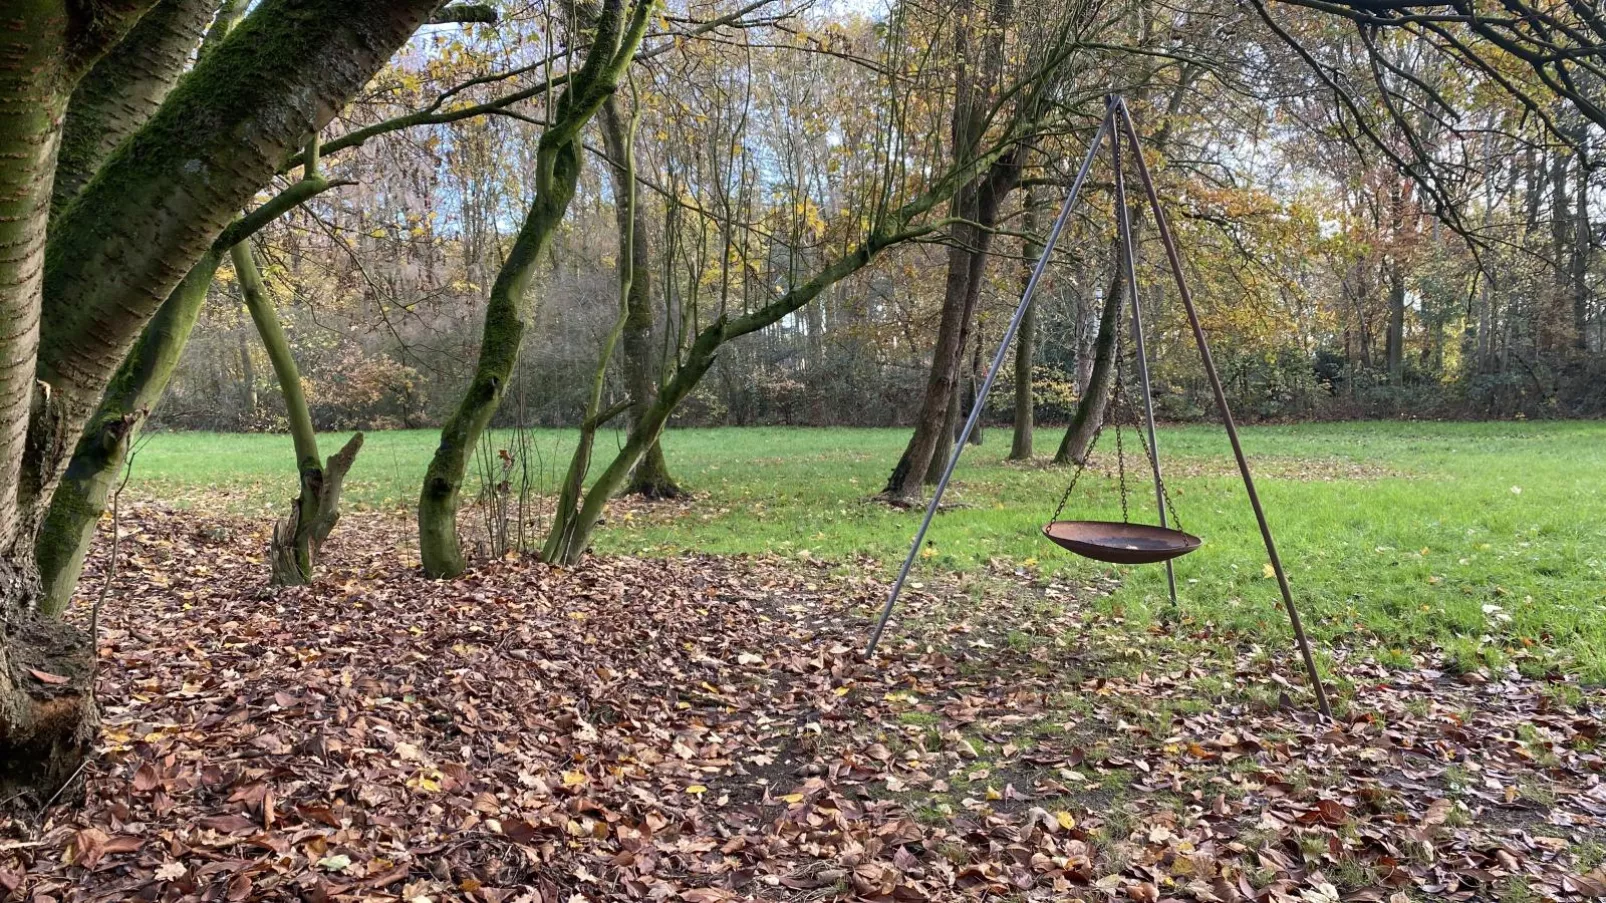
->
[128, 421, 1606, 679]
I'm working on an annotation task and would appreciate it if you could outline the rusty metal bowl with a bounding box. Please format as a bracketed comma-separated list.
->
[1041, 520, 1201, 564]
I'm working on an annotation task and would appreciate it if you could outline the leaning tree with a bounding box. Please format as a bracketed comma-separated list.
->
[0, 0, 484, 801]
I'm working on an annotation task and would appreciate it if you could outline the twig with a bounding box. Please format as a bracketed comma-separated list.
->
[92, 441, 139, 680]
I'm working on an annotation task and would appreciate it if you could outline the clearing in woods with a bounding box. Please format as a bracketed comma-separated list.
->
[11, 421, 1600, 900]
[131, 420, 1606, 679]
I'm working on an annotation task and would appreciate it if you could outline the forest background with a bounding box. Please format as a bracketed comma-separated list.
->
[155, 0, 1606, 447]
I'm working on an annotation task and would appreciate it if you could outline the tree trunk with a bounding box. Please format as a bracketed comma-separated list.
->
[0, 0, 163, 806]
[239, 328, 257, 417]
[545, 96, 639, 564]
[52, 0, 216, 219]
[419, 0, 654, 577]
[36, 0, 444, 530]
[1385, 256, 1405, 383]
[884, 0, 1015, 499]
[1055, 253, 1125, 465]
[35, 256, 218, 616]
[545, 169, 991, 561]
[1009, 185, 1040, 461]
[965, 330, 984, 446]
[233, 241, 362, 585]
[901, 154, 1020, 490]
[601, 97, 682, 500]
[1569, 125, 1590, 351]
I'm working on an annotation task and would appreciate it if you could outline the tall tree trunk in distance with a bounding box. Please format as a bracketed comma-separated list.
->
[1010, 184, 1041, 460]
[546, 0, 1076, 558]
[239, 328, 257, 418]
[1055, 246, 1125, 464]
[601, 97, 681, 499]
[419, 0, 654, 578]
[233, 241, 361, 585]
[1385, 256, 1406, 383]
[965, 329, 984, 446]
[889, 203, 978, 496]
[885, 0, 1015, 499]
[905, 151, 1014, 485]
[35, 256, 218, 616]
[1568, 123, 1590, 351]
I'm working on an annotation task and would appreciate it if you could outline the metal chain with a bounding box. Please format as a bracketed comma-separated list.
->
[1112, 327, 1131, 524]
[1131, 404, 1184, 531]
[1050, 418, 1103, 523]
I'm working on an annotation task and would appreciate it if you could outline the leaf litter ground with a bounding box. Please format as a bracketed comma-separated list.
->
[4, 502, 1605, 902]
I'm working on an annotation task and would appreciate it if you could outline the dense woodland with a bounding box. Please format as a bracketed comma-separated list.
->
[2, 0, 1605, 816]
[148, 0, 1606, 449]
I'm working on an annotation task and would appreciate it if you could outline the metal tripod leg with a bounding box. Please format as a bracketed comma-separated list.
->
[1115, 98, 1332, 720]
[1110, 113, 1178, 609]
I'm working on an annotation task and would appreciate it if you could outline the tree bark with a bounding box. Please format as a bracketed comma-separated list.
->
[420, 0, 655, 577]
[0, 0, 163, 806]
[37, 168, 335, 613]
[52, 0, 217, 219]
[1055, 247, 1126, 465]
[234, 241, 361, 585]
[37, 0, 443, 514]
[35, 256, 218, 616]
[600, 98, 682, 499]
[544, 95, 640, 564]
[897, 154, 1020, 491]
[1009, 184, 1040, 461]
[1385, 256, 1406, 382]
[884, 0, 1015, 499]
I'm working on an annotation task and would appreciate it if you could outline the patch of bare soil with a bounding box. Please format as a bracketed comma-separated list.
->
[0, 503, 1601, 902]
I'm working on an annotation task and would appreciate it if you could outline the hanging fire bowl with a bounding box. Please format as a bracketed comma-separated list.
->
[1042, 520, 1201, 565]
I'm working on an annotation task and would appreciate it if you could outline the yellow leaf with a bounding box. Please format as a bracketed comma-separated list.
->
[782, 793, 804, 804]
[834, 686, 850, 697]
[1262, 563, 1276, 579]
[562, 770, 587, 787]
[1056, 810, 1077, 830]
[685, 784, 707, 795]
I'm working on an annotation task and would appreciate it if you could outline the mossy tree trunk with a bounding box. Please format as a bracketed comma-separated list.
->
[0, 0, 151, 806]
[51, 0, 217, 219]
[0, 0, 446, 803]
[37, 169, 335, 613]
[419, 0, 657, 578]
[233, 240, 362, 585]
[34, 256, 217, 615]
